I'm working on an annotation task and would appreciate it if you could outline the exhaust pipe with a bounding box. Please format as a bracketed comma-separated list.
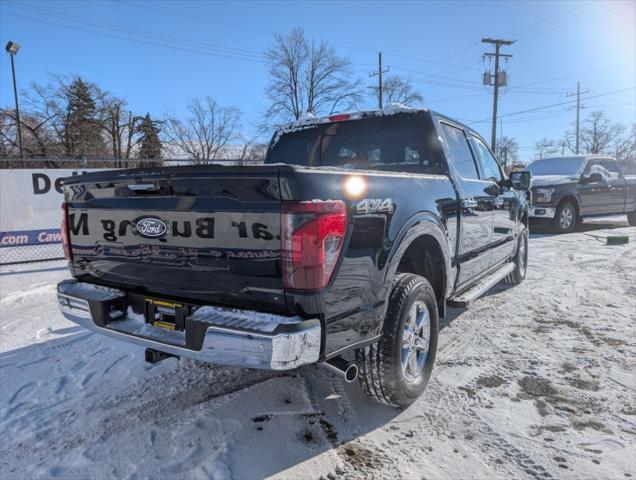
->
[324, 356, 359, 383]
[145, 348, 179, 364]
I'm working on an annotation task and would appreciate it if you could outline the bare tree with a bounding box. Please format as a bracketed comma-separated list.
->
[163, 97, 242, 164]
[495, 136, 519, 169]
[370, 76, 423, 107]
[264, 27, 362, 124]
[533, 138, 560, 159]
[565, 110, 626, 155]
[236, 139, 266, 166]
[612, 123, 635, 169]
[25, 75, 108, 159]
[99, 96, 148, 165]
[0, 108, 63, 162]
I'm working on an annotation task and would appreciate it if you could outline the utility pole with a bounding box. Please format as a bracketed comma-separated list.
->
[482, 38, 514, 150]
[566, 81, 589, 154]
[369, 52, 390, 109]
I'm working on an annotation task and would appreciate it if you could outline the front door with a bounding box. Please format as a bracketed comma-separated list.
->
[578, 159, 617, 215]
[437, 120, 493, 288]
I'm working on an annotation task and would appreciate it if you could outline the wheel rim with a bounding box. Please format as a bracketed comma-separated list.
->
[560, 207, 574, 230]
[519, 233, 527, 277]
[401, 301, 430, 383]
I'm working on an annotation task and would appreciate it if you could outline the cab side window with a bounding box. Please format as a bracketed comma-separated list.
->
[470, 136, 503, 183]
[601, 159, 620, 178]
[585, 160, 611, 180]
[440, 122, 479, 180]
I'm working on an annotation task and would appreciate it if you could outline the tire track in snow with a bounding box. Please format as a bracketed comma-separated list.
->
[0, 361, 283, 466]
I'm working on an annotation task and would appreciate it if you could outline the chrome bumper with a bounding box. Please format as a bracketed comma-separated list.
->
[529, 205, 556, 219]
[57, 280, 321, 370]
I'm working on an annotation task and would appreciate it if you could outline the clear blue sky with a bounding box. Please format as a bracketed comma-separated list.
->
[1, 0, 634, 161]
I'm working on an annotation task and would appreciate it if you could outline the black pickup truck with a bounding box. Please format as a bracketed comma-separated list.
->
[57, 108, 530, 407]
[527, 155, 636, 233]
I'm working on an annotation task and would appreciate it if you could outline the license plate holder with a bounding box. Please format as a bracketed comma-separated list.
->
[144, 298, 188, 331]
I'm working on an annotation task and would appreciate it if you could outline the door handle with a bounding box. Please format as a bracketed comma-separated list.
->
[127, 183, 158, 191]
[461, 198, 478, 209]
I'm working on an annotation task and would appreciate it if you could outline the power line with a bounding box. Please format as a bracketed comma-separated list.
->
[466, 87, 635, 124]
[3, 3, 265, 62]
[351, 62, 482, 89]
[514, 2, 616, 41]
[2, 11, 265, 65]
[6, 1, 265, 58]
[516, 62, 633, 89]
[425, 92, 491, 105]
[436, 2, 612, 79]
[500, 1, 600, 40]
[351, 65, 485, 92]
[388, 64, 482, 87]
[119, 1, 273, 36]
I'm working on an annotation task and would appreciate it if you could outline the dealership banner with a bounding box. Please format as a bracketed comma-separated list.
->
[0, 169, 107, 263]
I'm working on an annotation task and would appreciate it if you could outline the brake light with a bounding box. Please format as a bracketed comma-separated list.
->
[281, 200, 347, 290]
[328, 114, 351, 122]
[61, 203, 73, 263]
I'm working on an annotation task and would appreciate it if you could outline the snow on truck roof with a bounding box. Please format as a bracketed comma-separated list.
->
[536, 154, 616, 162]
[270, 104, 430, 146]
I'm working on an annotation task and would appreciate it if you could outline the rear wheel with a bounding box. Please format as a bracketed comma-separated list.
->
[552, 201, 577, 234]
[628, 210, 636, 227]
[356, 273, 438, 408]
[506, 227, 528, 286]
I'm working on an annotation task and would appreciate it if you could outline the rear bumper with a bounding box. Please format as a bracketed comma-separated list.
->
[529, 205, 556, 219]
[57, 280, 321, 370]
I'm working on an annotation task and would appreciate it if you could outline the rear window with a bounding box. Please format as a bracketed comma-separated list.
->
[266, 114, 441, 173]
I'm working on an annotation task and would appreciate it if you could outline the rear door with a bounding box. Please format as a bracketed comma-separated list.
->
[64, 166, 285, 312]
[469, 135, 517, 267]
[437, 120, 493, 288]
[601, 159, 628, 213]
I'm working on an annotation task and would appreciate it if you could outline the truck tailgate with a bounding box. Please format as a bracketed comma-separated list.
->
[63, 166, 285, 312]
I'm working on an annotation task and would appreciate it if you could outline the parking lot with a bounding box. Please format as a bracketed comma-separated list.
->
[1, 217, 634, 480]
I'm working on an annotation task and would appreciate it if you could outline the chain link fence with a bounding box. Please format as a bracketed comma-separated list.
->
[0, 158, 245, 265]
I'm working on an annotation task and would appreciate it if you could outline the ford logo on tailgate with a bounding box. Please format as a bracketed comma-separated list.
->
[134, 216, 168, 239]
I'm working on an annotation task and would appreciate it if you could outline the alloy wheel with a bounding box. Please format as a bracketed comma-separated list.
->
[560, 207, 574, 230]
[401, 301, 430, 382]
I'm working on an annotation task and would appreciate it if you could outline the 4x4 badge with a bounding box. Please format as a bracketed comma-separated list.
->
[356, 198, 394, 214]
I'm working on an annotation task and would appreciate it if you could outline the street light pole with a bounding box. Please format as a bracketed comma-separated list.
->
[5, 41, 23, 160]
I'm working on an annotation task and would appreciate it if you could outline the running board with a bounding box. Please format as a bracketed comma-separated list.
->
[447, 263, 515, 308]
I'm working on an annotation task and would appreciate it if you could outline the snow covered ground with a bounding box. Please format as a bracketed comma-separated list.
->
[1, 217, 634, 480]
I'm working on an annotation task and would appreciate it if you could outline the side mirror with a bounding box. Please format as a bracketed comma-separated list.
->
[587, 172, 604, 183]
[510, 171, 531, 191]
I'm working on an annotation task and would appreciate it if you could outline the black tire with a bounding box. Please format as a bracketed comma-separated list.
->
[506, 227, 528, 286]
[356, 273, 439, 408]
[552, 201, 577, 234]
[628, 210, 636, 227]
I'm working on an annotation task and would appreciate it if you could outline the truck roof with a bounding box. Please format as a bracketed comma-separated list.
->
[535, 154, 617, 162]
[270, 104, 476, 147]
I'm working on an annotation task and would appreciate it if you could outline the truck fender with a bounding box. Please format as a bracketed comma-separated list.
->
[381, 211, 454, 315]
[553, 189, 582, 216]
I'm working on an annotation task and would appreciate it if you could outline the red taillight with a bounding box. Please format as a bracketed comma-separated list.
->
[281, 200, 347, 290]
[61, 203, 73, 263]
[328, 114, 351, 122]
